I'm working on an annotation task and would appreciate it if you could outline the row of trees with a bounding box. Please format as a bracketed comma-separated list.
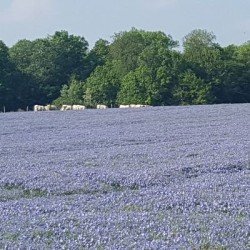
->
[0, 29, 249, 111]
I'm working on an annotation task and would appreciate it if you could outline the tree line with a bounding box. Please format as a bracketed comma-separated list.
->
[0, 28, 249, 112]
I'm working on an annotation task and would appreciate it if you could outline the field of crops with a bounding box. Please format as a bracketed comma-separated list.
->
[0, 104, 249, 249]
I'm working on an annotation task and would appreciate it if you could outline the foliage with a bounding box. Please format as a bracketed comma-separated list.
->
[0, 40, 30, 111]
[108, 28, 178, 78]
[0, 28, 249, 111]
[83, 61, 120, 107]
[0, 40, 11, 110]
[211, 42, 250, 104]
[53, 76, 84, 106]
[117, 66, 153, 105]
[87, 39, 110, 72]
[173, 71, 213, 105]
[9, 31, 89, 105]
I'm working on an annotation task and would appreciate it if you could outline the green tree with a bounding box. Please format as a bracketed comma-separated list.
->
[182, 29, 224, 103]
[53, 76, 84, 106]
[83, 61, 120, 107]
[217, 42, 250, 103]
[233, 42, 250, 102]
[138, 44, 182, 105]
[117, 66, 153, 105]
[10, 31, 89, 104]
[109, 28, 177, 77]
[0, 41, 28, 111]
[87, 39, 110, 72]
[0, 41, 11, 110]
[183, 29, 223, 77]
[2, 28, 248, 111]
[173, 71, 213, 105]
[84, 29, 178, 107]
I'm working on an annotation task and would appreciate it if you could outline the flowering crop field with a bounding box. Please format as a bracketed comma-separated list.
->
[0, 104, 249, 249]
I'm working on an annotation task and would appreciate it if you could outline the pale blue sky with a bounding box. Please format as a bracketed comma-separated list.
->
[0, 0, 249, 48]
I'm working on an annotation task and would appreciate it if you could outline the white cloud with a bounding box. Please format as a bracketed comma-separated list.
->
[0, 0, 52, 23]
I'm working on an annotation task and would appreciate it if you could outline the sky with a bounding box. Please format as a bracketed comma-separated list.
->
[0, 0, 249, 49]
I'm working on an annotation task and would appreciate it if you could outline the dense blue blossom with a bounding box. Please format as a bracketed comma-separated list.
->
[0, 104, 249, 249]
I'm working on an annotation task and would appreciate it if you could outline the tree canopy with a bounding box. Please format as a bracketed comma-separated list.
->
[0, 28, 249, 111]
